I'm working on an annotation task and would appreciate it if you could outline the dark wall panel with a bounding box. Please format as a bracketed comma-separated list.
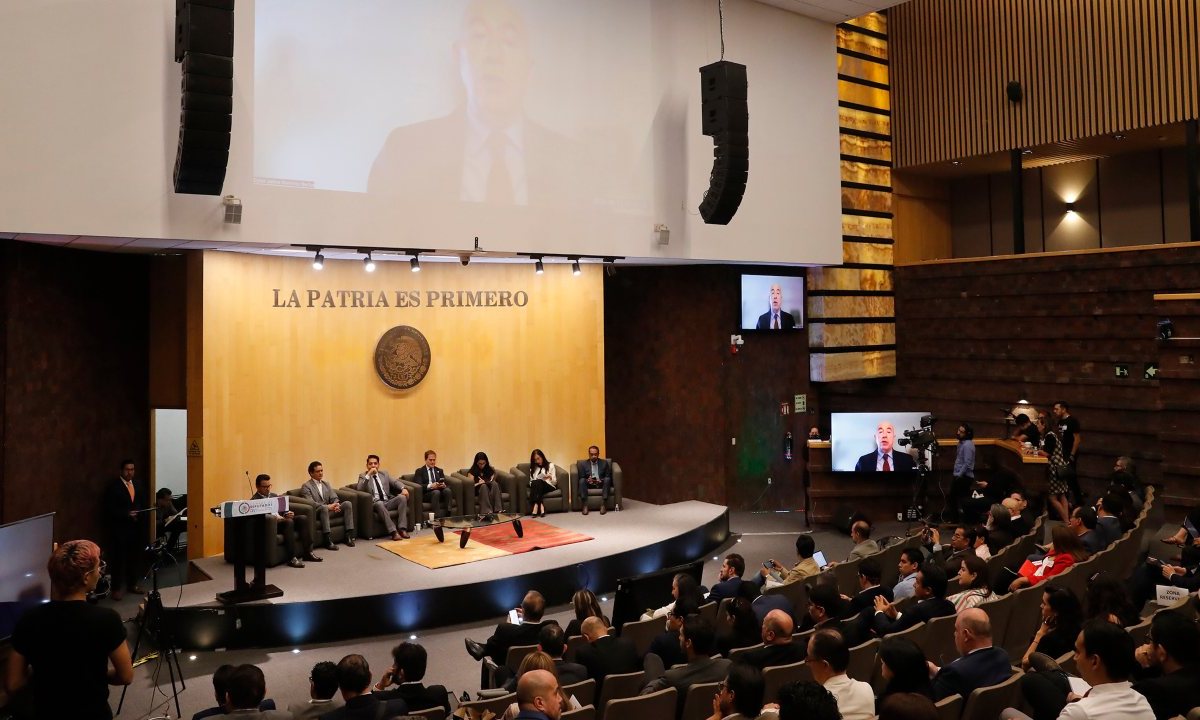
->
[1, 243, 150, 544]
[604, 266, 811, 509]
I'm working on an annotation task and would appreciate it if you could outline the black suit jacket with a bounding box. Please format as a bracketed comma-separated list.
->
[554, 659, 590, 687]
[483, 619, 551, 665]
[707, 577, 743, 603]
[874, 596, 956, 636]
[734, 642, 806, 671]
[1133, 664, 1200, 720]
[575, 635, 640, 688]
[376, 683, 450, 716]
[575, 458, 612, 485]
[855, 450, 918, 473]
[103, 475, 143, 526]
[320, 693, 407, 720]
[755, 310, 796, 330]
[931, 646, 1012, 701]
[413, 466, 448, 491]
[1009, 515, 1032, 538]
[843, 585, 893, 619]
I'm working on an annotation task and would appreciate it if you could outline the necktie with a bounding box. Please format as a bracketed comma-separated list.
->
[487, 133, 513, 204]
[772, 313, 779, 329]
[373, 474, 386, 501]
[125, 480, 134, 502]
[882, 454, 892, 472]
[317, 482, 325, 502]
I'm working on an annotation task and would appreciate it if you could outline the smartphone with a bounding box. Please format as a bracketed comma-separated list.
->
[1146, 557, 1163, 567]
[764, 560, 775, 568]
[508, 608, 522, 625]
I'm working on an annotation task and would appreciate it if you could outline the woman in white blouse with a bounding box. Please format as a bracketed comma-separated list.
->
[948, 554, 993, 612]
[527, 448, 557, 518]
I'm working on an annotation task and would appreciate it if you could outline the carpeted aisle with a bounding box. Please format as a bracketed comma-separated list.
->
[377, 519, 593, 569]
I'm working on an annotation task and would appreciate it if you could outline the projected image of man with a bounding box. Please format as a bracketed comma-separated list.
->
[855, 422, 916, 472]
[756, 283, 796, 330]
[368, 0, 576, 206]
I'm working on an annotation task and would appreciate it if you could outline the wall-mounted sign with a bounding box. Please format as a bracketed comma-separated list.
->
[1144, 362, 1158, 379]
[1114, 364, 1129, 378]
[374, 326, 432, 390]
[273, 288, 528, 309]
[795, 393, 807, 412]
[187, 438, 203, 457]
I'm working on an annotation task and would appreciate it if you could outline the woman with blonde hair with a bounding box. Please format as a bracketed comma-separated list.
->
[502, 650, 581, 719]
[565, 588, 609, 637]
[5, 540, 133, 719]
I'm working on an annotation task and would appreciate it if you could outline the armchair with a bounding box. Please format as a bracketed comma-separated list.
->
[284, 487, 353, 544]
[453, 467, 519, 514]
[511, 463, 570, 513]
[569, 459, 623, 511]
[339, 475, 418, 539]
[400, 472, 464, 524]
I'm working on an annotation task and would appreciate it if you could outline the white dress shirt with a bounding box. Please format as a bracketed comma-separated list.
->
[823, 674, 875, 720]
[1056, 680, 1154, 720]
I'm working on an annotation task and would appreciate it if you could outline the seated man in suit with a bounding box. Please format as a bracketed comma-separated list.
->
[414, 450, 454, 520]
[287, 661, 342, 720]
[1132, 609, 1200, 720]
[503, 623, 588, 691]
[735, 608, 805, 671]
[872, 562, 955, 636]
[575, 616, 640, 692]
[252, 474, 322, 568]
[755, 283, 796, 330]
[714, 663, 767, 720]
[323, 654, 407, 720]
[757, 534, 821, 589]
[641, 616, 731, 712]
[929, 608, 1011, 701]
[840, 557, 892, 626]
[929, 524, 974, 571]
[373, 641, 451, 716]
[301, 460, 356, 549]
[215, 664, 291, 720]
[842, 521, 881, 564]
[1094, 491, 1126, 548]
[1006, 493, 1032, 537]
[646, 596, 697, 670]
[803, 582, 847, 636]
[708, 553, 746, 602]
[355, 453, 409, 541]
[575, 445, 613, 515]
[193, 664, 280, 720]
[855, 421, 917, 473]
[465, 590, 553, 683]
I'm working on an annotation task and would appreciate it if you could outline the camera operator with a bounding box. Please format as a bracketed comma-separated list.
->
[949, 424, 985, 522]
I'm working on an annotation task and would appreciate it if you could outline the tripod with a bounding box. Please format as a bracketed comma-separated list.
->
[117, 553, 185, 719]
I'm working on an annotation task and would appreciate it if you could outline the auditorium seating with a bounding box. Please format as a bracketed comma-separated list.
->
[405, 707, 446, 720]
[596, 670, 647, 715]
[934, 694, 963, 720]
[458, 692, 516, 717]
[921, 614, 960, 666]
[762, 660, 812, 703]
[284, 487, 353, 544]
[680, 681, 719, 720]
[562, 705, 596, 720]
[563, 678, 597, 708]
[617, 615, 664, 658]
[400, 472, 463, 525]
[602, 687, 675, 720]
[339, 481, 418, 539]
[960, 670, 1023, 720]
[847, 637, 882, 682]
[569, 459, 624, 512]
[512, 462, 571, 513]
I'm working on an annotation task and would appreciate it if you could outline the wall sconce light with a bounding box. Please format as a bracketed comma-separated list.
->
[1064, 202, 1077, 214]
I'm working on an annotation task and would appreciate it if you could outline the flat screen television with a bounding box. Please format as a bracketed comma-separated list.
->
[740, 274, 804, 331]
[831, 412, 932, 472]
[610, 559, 705, 630]
[0, 512, 55, 641]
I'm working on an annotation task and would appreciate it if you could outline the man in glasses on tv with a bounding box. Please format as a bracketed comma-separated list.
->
[756, 283, 796, 330]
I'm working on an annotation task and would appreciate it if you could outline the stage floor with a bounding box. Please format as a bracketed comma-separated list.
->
[168, 499, 729, 648]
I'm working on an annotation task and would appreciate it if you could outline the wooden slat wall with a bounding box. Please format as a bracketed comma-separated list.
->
[890, 0, 1200, 168]
[810, 12, 898, 382]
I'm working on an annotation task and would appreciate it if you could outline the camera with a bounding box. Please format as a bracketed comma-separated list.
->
[897, 414, 938, 450]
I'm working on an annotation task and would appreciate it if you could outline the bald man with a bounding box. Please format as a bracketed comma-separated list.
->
[855, 421, 917, 472]
[735, 609, 805, 671]
[514, 669, 562, 720]
[756, 283, 796, 329]
[574, 616, 639, 691]
[929, 608, 1012, 701]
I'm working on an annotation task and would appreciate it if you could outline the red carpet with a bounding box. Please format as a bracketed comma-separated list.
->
[460, 519, 593, 554]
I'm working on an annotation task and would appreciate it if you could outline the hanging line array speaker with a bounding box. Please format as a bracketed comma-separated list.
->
[172, 0, 234, 196]
[698, 60, 748, 225]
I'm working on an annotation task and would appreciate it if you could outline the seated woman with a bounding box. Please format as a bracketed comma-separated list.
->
[973, 525, 992, 560]
[716, 596, 761, 657]
[468, 451, 503, 516]
[1160, 508, 1200, 547]
[643, 573, 705, 620]
[564, 589, 609, 638]
[527, 449, 557, 518]
[1009, 525, 1088, 592]
[877, 635, 933, 709]
[948, 555, 992, 612]
[1084, 572, 1139, 627]
[1020, 586, 1082, 668]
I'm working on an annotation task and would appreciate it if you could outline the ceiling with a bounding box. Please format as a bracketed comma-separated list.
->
[753, 0, 906, 24]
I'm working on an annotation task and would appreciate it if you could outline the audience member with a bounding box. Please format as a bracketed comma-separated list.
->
[707, 663, 766, 720]
[775, 680, 841, 720]
[513, 668, 564, 720]
[193, 664, 238, 720]
[288, 661, 342, 720]
[575, 616, 639, 691]
[846, 520, 880, 562]
[929, 608, 1011, 701]
[735, 609, 805, 671]
[502, 652, 580, 720]
[219, 665, 292, 719]
[1019, 586, 1083, 669]
[564, 588, 608, 637]
[717, 596, 763, 657]
[758, 535, 819, 589]
[1132, 610, 1200, 720]
[535, 623, 588, 687]
[1158, 508, 1200, 548]
[973, 525, 992, 560]
[709, 553, 746, 602]
[1006, 492, 1032, 537]
[806, 582, 848, 637]
[1132, 544, 1200, 611]
[893, 548, 924, 601]
[321, 654, 406, 720]
[948, 555, 992, 612]
[1084, 574, 1139, 627]
[1070, 506, 1104, 555]
[874, 563, 955, 636]
[465, 591, 554, 686]
[641, 616, 731, 712]
[877, 636, 934, 705]
[644, 572, 704, 620]
[1010, 525, 1088, 592]
[879, 693, 938, 720]
[929, 525, 973, 570]
[1059, 620, 1153, 720]
[646, 596, 696, 669]
[843, 557, 893, 618]
[986, 504, 1016, 555]
[373, 641, 451, 716]
[6, 539, 133, 720]
[1095, 492, 1126, 547]
[806, 629, 874, 720]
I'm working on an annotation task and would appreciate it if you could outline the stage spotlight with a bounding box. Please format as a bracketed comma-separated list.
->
[571, 258, 581, 276]
[409, 634, 417, 640]
[364, 253, 376, 272]
[534, 258, 544, 275]
[410, 256, 421, 273]
[291, 648, 301, 654]
[312, 251, 324, 270]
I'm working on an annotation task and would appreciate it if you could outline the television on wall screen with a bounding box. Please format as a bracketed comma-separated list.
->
[740, 274, 804, 332]
[830, 412, 932, 472]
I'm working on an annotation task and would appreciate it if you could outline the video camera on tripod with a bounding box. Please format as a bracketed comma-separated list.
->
[897, 414, 938, 452]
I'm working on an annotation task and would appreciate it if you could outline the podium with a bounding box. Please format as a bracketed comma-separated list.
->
[213, 497, 287, 604]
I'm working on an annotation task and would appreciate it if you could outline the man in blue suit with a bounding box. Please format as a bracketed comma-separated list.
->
[708, 554, 745, 602]
[575, 445, 613, 515]
[930, 608, 1012, 701]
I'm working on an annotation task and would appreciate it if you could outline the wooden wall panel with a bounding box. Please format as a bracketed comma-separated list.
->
[148, 254, 187, 409]
[890, 0, 1200, 168]
[194, 252, 605, 556]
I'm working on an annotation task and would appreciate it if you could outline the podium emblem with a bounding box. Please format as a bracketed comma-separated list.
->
[374, 325, 432, 390]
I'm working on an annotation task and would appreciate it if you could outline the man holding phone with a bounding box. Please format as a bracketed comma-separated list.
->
[464, 590, 553, 686]
[757, 534, 820, 589]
